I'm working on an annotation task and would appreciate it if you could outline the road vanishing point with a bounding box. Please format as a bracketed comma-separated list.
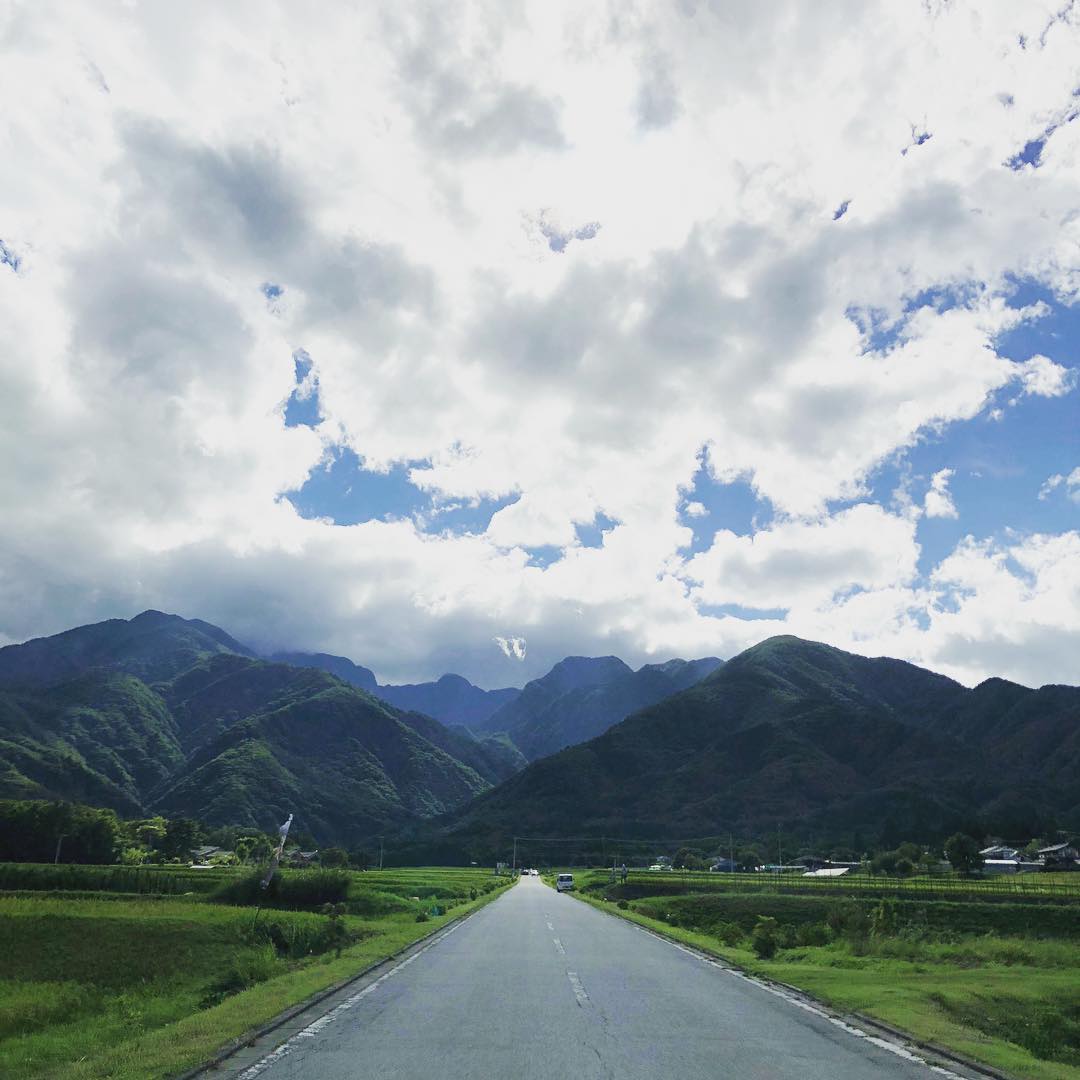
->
[226, 875, 980, 1080]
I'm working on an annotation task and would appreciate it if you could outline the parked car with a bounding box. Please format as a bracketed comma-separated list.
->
[556, 873, 574, 892]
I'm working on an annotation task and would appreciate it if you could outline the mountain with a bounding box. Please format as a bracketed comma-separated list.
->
[0, 610, 253, 688]
[376, 674, 520, 729]
[0, 613, 521, 845]
[268, 653, 519, 729]
[494, 656, 723, 760]
[268, 651, 378, 693]
[428, 636, 1080, 856]
[476, 655, 633, 738]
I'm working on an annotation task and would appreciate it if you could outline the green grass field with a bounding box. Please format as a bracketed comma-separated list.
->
[0, 865, 513, 1080]
[560, 869, 1080, 1080]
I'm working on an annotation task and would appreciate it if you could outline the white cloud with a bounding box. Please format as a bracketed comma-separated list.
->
[0, 1, 1078, 688]
[494, 635, 527, 661]
[1039, 467, 1080, 502]
[923, 468, 959, 519]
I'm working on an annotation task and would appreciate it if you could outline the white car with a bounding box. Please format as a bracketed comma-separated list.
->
[556, 873, 574, 892]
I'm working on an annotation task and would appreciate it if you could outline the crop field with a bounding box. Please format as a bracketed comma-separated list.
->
[603, 866, 1080, 902]
[0, 864, 511, 1080]
[563, 870, 1080, 1079]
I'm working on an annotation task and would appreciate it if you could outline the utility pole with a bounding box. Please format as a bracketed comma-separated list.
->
[378, 837, 384, 871]
[729, 832, 734, 874]
[512, 836, 517, 873]
[777, 824, 783, 879]
[54, 834, 64, 864]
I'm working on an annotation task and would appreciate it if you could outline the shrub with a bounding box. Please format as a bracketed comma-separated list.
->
[415, 911, 430, 923]
[751, 916, 779, 959]
[795, 923, 831, 947]
[714, 920, 744, 946]
[617, 899, 629, 910]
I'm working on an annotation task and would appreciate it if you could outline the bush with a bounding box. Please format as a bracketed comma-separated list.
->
[617, 899, 629, 910]
[795, 923, 831, 947]
[751, 916, 779, 959]
[415, 911, 430, 923]
[714, 920, 744, 946]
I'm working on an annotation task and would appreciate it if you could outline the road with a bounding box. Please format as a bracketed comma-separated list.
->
[237, 875, 972, 1079]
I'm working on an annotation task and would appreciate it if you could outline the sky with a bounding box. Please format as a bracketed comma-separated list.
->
[0, 1, 1078, 689]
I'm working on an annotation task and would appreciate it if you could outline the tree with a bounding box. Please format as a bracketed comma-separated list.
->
[945, 833, 983, 875]
[160, 818, 202, 861]
[349, 849, 372, 871]
[320, 847, 349, 868]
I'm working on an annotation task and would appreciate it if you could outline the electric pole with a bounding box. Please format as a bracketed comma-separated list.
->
[378, 837, 384, 870]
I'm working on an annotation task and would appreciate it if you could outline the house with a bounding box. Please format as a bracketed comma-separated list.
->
[709, 858, 737, 873]
[803, 866, 850, 878]
[190, 845, 224, 862]
[1037, 842, 1079, 870]
[285, 848, 319, 867]
[979, 845, 1019, 861]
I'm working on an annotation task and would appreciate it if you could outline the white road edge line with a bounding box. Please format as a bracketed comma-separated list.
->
[630, 923, 967, 1079]
[566, 970, 589, 1006]
[236, 920, 465, 1079]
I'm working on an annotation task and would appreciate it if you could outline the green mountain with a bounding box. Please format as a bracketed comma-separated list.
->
[427, 636, 1080, 856]
[487, 656, 723, 760]
[0, 613, 520, 845]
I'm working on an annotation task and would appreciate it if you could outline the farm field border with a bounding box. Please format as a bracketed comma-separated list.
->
[546, 873, 1079, 1080]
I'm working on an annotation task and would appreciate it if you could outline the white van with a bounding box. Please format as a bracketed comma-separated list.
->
[556, 873, 574, 892]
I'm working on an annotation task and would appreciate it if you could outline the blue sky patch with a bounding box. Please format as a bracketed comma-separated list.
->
[861, 283, 1078, 573]
[286, 444, 520, 534]
[680, 455, 772, 553]
[0, 240, 21, 273]
[283, 349, 320, 428]
[698, 602, 787, 621]
[575, 512, 619, 548]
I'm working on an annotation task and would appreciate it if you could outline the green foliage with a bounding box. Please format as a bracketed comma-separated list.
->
[945, 833, 983, 875]
[0, 800, 123, 864]
[0, 863, 218, 894]
[751, 916, 778, 958]
[319, 847, 349, 868]
[870, 899, 899, 938]
[211, 869, 351, 909]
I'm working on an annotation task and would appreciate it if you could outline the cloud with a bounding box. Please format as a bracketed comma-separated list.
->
[494, 635, 527, 661]
[1039, 467, 1080, 502]
[923, 468, 959, 519]
[0, 1, 1078, 689]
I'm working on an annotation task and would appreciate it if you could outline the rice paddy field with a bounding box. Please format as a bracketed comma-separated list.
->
[562, 868, 1080, 1080]
[0, 864, 511, 1080]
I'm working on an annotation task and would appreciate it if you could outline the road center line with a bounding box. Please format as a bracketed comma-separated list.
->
[566, 971, 589, 1007]
[552, 936, 566, 955]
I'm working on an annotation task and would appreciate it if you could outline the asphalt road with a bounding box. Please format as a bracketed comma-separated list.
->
[239, 875, 970, 1079]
